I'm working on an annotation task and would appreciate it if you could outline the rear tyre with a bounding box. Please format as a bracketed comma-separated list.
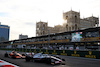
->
[4, 53, 8, 57]
[22, 54, 25, 56]
[25, 56, 31, 61]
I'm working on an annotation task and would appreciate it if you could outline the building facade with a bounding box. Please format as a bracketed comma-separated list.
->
[36, 21, 48, 36]
[0, 23, 10, 42]
[19, 34, 28, 39]
[63, 10, 80, 31]
[80, 16, 99, 29]
[36, 10, 99, 36]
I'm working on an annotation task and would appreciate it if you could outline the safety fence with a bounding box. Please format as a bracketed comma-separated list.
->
[0, 48, 100, 59]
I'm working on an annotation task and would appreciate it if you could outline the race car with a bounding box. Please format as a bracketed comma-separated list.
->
[4, 51, 25, 59]
[25, 52, 35, 61]
[25, 52, 65, 65]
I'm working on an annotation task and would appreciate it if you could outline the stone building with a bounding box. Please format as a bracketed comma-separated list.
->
[80, 16, 99, 29]
[63, 10, 80, 31]
[36, 21, 48, 36]
[36, 10, 99, 36]
[19, 34, 28, 39]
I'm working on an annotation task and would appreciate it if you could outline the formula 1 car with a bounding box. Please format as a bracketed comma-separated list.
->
[4, 51, 25, 59]
[25, 52, 65, 65]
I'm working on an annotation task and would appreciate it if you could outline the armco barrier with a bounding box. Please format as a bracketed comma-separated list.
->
[0, 48, 100, 59]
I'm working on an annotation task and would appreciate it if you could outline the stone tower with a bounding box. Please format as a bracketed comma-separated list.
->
[36, 21, 48, 36]
[63, 10, 80, 31]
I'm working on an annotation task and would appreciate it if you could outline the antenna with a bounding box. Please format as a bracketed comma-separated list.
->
[92, 14, 93, 17]
[98, 15, 99, 18]
[83, 16, 84, 19]
[62, 10, 64, 13]
[79, 9, 80, 13]
[71, 7, 72, 11]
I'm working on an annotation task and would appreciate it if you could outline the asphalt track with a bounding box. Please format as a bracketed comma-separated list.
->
[0, 50, 100, 67]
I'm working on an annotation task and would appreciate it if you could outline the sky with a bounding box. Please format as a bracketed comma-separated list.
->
[0, 0, 100, 40]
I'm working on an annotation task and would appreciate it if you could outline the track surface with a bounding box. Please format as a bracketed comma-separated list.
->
[0, 50, 100, 67]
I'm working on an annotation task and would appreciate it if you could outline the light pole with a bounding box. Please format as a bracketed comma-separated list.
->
[98, 42, 100, 50]
[48, 30, 50, 49]
[98, 42, 100, 45]
[11, 41, 13, 50]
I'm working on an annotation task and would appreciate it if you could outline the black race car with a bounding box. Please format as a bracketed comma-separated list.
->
[25, 52, 65, 65]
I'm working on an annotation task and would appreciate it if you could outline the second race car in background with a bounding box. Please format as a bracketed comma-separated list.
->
[4, 51, 25, 59]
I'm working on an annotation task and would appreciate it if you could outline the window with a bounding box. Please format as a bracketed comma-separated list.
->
[37, 28, 39, 30]
[75, 24, 77, 30]
[66, 16, 68, 19]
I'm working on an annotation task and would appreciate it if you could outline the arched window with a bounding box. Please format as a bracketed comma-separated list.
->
[75, 24, 77, 30]
[75, 15, 77, 23]
[43, 31, 45, 34]
[66, 16, 68, 19]
[69, 27, 71, 31]
[72, 26, 74, 30]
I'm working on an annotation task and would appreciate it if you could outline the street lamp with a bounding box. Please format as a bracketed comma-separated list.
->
[11, 41, 13, 49]
[48, 30, 50, 49]
[98, 43, 100, 45]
